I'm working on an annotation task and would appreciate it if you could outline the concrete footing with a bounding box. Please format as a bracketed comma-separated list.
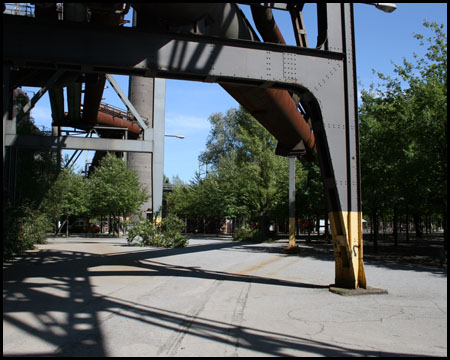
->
[283, 245, 301, 254]
[329, 285, 388, 296]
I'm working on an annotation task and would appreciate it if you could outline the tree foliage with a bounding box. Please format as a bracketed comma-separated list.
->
[359, 21, 447, 244]
[177, 107, 289, 238]
[167, 23, 446, 245]
[167, 107, 326, 239]
[3, 204, 51, 259]
[89, 153, 149, 235]
[41, 167, 91, 235]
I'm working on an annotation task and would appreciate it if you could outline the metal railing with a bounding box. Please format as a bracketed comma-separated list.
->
[98, 102, 149, 126]
[163, 183, 176, 192]
[98, 102, 134, 121]
[3, 3, 34, 17]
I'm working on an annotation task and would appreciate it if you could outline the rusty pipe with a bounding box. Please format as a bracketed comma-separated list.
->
[131, 3, 316, 152]
[96, 110, 141, 136]
[220, 84, 315, 151]
[131, 3, 256, 39]
[250, 5, 286, 44]
[61, 109, 141, 137]
[249, 5, 316, 153]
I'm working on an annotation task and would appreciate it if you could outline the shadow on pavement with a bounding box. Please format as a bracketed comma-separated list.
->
[3, 239, 441, 357]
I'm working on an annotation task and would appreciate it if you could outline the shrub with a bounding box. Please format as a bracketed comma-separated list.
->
[127, 214, 188, 248]
[3, 204, 51, 260]
[161, 214, 188, 248]
[232, 225, 261, 242]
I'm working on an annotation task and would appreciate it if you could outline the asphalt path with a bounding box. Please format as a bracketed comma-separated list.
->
[3, 235, 447, 357]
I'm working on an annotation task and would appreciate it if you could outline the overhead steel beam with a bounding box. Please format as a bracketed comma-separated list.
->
[3, 14, 343, 88]
[239, 2, 291, 10]
[3, 4, 366, 289]
[5, 134, 153, 153]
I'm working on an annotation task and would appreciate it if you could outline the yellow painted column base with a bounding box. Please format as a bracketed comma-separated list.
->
[284, 217, 298, 253]
[329, 211, 366, 289]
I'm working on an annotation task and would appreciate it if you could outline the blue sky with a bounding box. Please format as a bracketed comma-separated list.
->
[23, 3, 447, 182]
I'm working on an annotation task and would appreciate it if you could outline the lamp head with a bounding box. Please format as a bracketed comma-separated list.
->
[374, 3, 397, 13]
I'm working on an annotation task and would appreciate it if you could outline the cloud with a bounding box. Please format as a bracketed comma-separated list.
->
[165, 113, 211, 135]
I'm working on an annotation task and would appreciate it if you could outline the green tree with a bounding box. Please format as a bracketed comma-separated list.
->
[198, 107, 291, 239]
[296, 159, 327, 240]
[89, 153, 149, 236]
[171, 107, 323, 239]
[3, 93, 60, 258]
[359, 21, 446, 247]
[41, 167, 91, 237]
[3, 203, 51, 259]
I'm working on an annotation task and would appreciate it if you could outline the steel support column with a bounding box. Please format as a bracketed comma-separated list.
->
[3, 64, 10, 165]
[126, 10, 166, 222]
[287, 156, 296, 249]
[3, 4, 366, 288]
[3, 64, 13, 205]
[310, 4, 366, 288]
[152, 78, 165, 219]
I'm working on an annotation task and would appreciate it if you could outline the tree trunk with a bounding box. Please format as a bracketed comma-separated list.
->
[413, 213, 422, 239]
[393, 209, 398, 247]
[372, 211, 378, 251]
[443, 206, 447, 253]
[306, 216, 311, 243]
[66, 215, 69, 238]
[406, 213, 410, 242]
[259, 213, 267, 241]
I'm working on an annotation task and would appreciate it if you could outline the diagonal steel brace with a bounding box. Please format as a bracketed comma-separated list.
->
[13, 70, 64, 123]
[105, 74, 148, 131]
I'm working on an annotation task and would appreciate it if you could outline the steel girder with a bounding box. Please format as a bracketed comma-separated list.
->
[3, 3, 365, 288]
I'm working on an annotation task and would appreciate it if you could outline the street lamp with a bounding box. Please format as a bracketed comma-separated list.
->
[164, 134, 185, 139]
[365, 3, 397, 13]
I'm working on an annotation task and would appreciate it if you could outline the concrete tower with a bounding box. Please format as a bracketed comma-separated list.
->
[127, 76, 154, 220]
[127, 9, 165, 222]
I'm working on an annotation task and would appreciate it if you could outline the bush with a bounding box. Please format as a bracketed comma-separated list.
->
[161, 214, 188, 248]
[127, 219, 158, 246]
[232, 225, 261, 242]
[3, 204, 51, 260]
[127, 214, 188, 248]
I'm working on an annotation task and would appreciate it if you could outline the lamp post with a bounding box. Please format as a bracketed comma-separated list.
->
[164, 134, 185, 139]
